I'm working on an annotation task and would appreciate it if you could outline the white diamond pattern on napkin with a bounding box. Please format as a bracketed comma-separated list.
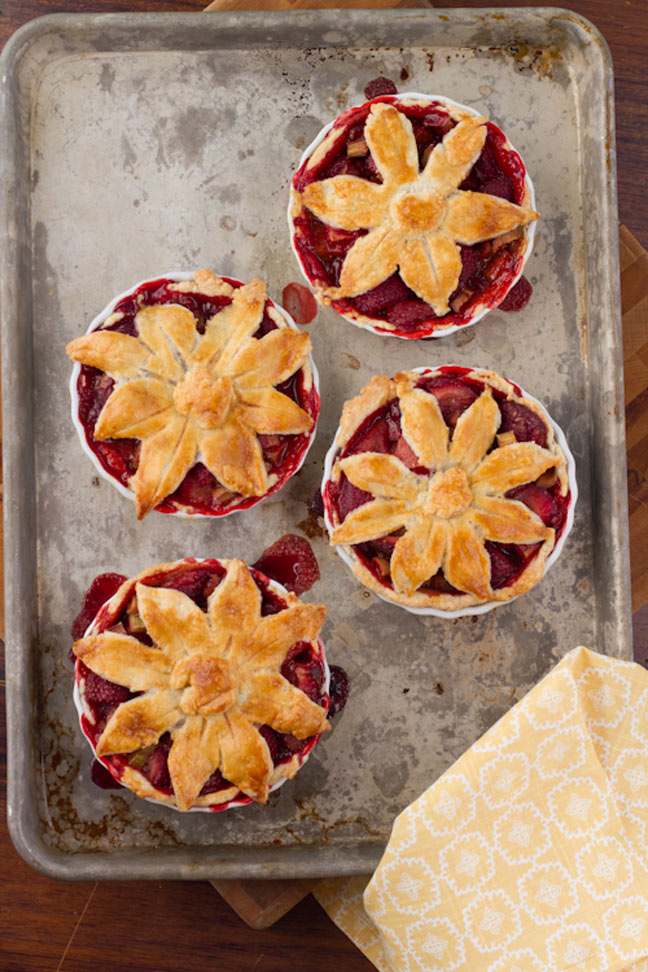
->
[508, 819, 534, 847]
[421, 935, 447, 958]
[434, 791, 461, 820]
[456, 851, 481, 877]
[587, 684, 616, 712]
[479, 907, 505, 936]
[534, 879, 562, 908]
[624, 764, 648, 794]
[592, 853, 620, 883]
[565, 793, 592, 820]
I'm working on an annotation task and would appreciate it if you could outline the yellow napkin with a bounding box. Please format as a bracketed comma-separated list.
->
[316, 647, 648, 972]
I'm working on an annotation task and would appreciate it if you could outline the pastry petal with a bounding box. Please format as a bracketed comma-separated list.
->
[423, 115, 488, 194]
[470, 495, 552, 543]
[207, 559, 262, 640]
[132, 415, 198, 518]
[66, 332, 150, 379]
[397, 384, 449, 469]
[338, 226, 400, 297]
[472, 442, 556, 494]
[390, 517, 448, 596]
[168, 714, 220, 812]
[136, 304, 198, 364]
[195, 279, 266, 371]
[444, 520, 492, 600]
[364, 102, 419, 185]
[94, 379, 173, 440]
[330, 498, 412, 545]
[230, 328, 311, 388]
[448, 389, 500, 473]
[200, 420, 269, 497]
[74, 630, 173, 691]
[443, 190, 539, 245]
[135, 306, 186, 381]
[243, 672, 329, 738]
[301, 176, 390, 230]
[136, 583, 217, 663]
[249, 602, 327, 667]
[96, 690, 182, 756]
[218, 709, 273, 803]
[237, 386, 313, 435]
[338, 453, 419, 501]
[399, 234, 462, 316]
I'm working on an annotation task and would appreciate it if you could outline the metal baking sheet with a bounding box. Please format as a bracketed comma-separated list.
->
[1, 8, 630, 880]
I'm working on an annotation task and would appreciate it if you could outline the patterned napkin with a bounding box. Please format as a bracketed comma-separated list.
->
[315, 647, 648, 972]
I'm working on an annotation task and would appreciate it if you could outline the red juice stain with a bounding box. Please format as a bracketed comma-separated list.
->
[281, 282, 318, 324]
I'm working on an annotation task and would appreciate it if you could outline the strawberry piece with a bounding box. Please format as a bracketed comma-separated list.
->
[364, 76, 397, 99]
[281, 733, 308, 753]
[253, 534, 320, 595]
[424, 378, 478, 427]
[455, 245, 479, 291]
[257, 726, 281, 765]
[487, 543, 520, 589]
[90, 759, 124, 791]
[423, 109, 454, 135]
[333, 475, 373, 522]
[393, 435, 420, 469]
[200, 769, 229, 795]
[348, 415, 391, 455]
[507, 484, 559, 528]
[499, 276, 533, 312]
[71, 572, 127, 640]
[351, 273, 411, 315]
[388, 299, 436, 329]
[481, 174, 514, 201]
[471, 144, 498, 181]
[499, 401, 548, 446]
[328, 666, 350, 716]
[281, 646, 324, 703]
[281, 282, 318, 325]
[144, 746, 172, 791]
[84, 669, 131, 708]
[421, 569, 462, 595]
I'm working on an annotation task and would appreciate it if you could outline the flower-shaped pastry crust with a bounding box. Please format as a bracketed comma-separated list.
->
[327, 371, 568, 610]
[74, 559, 329, 810]
[297, 103, 538, 315]
[67, 271, 314, 518]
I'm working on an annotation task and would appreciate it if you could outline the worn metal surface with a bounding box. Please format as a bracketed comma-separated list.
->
[1, 9, 630, 880]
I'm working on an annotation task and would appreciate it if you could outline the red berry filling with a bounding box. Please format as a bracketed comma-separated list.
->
[76, 278, 319, 515]
[326, 368, 570, 597]
[75, 559, 331, 804]
[292, 99, 530, 335]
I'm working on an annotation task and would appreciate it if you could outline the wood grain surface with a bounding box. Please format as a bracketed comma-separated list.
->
[0, 1, 646, 968]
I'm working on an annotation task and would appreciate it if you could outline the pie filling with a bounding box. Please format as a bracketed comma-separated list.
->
[74, 559, 331, 809]
[292, 97, 530, 336]
[325, 367, 570, 597]
[76, 277, 319, 515]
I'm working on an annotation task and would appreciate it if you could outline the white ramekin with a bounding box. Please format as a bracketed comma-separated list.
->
[73, 558, 331, 812]
[288, 93, 537, 340]
[321, 366, 577, 618]
[69, 272, 321, 518]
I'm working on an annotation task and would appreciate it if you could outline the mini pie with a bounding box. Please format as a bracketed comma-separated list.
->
[72, 557, 331, 811]
[67, 270, 319, 518]
[322, 367, 574, 613]
[290, 94, 538, 339]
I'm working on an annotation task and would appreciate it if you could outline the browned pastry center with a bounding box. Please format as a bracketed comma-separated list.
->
[390, 188, 446, 237]
[423, 468, 472, 519]
[173, 369, 234, 429]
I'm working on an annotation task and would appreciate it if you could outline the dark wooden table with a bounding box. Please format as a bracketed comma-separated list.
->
[1, 1, 646, 969]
